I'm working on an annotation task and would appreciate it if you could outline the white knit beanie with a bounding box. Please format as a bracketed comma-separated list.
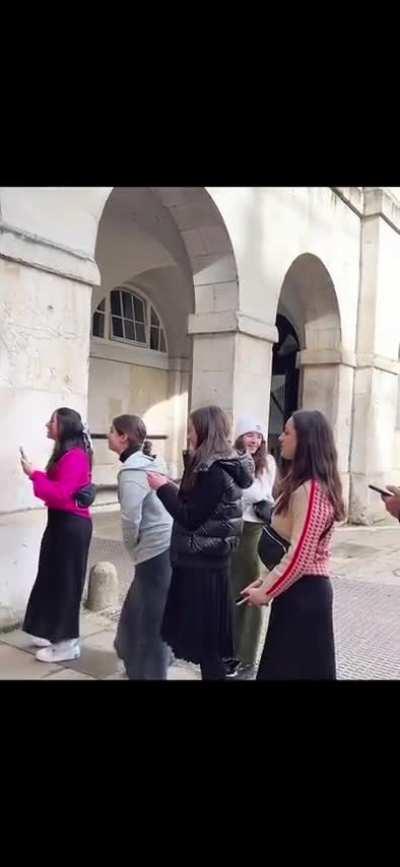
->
[235, 415, 267, 441]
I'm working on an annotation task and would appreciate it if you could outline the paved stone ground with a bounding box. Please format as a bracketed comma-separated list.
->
[2, 509, 400, 681]
[333, 579, 400, 679]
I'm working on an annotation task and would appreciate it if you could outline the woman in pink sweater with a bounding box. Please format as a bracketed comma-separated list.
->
[242, 410, 345, 680]
[20, 408, 93, 663]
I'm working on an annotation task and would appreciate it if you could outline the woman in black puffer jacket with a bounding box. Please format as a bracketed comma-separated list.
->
[147, 405, 254, 680]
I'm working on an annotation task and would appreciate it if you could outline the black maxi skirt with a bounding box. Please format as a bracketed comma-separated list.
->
[256, 575, 336, 680]
[161, 560, 234, 665]
[23, 509, 93, 643]
[114, 549, 172, 680]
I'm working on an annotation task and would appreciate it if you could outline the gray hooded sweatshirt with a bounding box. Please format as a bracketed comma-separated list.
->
[118, 450, 173, 566]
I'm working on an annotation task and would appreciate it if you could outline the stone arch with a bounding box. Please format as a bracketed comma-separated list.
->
[274, 252, 351, 498]
[279, 252, 341, 353]
[94, 187, 239, 355]
[149, 187, 239, 317]
[91, 187, 239, 483]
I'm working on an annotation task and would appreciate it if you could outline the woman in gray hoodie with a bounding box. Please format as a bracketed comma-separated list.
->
[108, 415, 173, 679]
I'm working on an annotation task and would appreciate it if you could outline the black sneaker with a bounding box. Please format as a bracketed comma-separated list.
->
[223, 658, 240, 678]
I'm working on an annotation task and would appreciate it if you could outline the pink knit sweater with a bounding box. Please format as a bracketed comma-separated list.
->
[30, 448, 92, 519]
[262, 480, 335, 602]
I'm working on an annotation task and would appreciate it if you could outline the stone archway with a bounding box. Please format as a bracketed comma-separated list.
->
[94, 187, 239, 324]
[91, 187, 240, 481]
[279, 253, 341, 355]
[274, 253, 352, 501]
[268, 314, 300, 459]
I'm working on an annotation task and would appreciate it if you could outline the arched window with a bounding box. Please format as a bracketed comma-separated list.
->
[92, 287, 167, 353]
[110, 288, 147, 344]
[150, 306, 167, 353]
[92, 298, 106, 338]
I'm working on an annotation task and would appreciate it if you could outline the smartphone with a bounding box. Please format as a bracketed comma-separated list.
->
[19, 446, 26, 459]
[368, 484, 391, 497]
[235, 595, 247, 606]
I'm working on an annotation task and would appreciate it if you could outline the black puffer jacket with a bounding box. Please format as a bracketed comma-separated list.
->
[157, 451, 254, 567]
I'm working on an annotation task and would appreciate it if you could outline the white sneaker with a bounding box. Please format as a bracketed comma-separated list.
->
[28, 635, 51, 648]
[36, 640, 80, 663]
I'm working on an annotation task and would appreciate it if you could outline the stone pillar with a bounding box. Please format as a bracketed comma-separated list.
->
[165, 357, 191, 480]
[0, 261, 94, 513]
[188, 311, 277, 435]
[350, 358, 399, 523]
[349, 205, 400, 523]
[299, 349, 356, 509]
[0, 223, 99, 616]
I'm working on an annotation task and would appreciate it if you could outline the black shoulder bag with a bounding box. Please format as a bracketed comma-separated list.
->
[75, 483, 97, 507]
[258, 523, 290, 571]
[258, 517, 334, 572]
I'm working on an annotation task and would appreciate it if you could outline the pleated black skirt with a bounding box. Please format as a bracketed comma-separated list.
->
[257, 575, 336, 680]
[23, 509, 92, 643]
[161, 560, 234, 665]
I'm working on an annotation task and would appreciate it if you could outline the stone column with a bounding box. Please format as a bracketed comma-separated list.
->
[165, 357, 191, 480]
[188, 311, 277, 436]
[299, 349, 356, 508]
[349, 201, 400, 523]
[350, 357, 399, 523]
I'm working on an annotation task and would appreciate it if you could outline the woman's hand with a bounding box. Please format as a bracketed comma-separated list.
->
[241, 578, 270, 607]
[243, 585, 270, 607]
[20, 456, 35, 477]
[383, 486, 400, 519]
[241, 577, 263, 594]
[146, 471, 170, 491]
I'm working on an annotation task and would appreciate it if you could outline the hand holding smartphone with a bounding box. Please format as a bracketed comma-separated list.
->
[235, 595, 248, 607]
[19, 446, 33, 477]
[368, 484, 391, 498]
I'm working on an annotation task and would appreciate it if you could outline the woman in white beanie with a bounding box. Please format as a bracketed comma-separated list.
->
[228, 415, 277, 678]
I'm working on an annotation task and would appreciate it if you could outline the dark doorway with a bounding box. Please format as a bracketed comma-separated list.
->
[268, 314, 300, 460]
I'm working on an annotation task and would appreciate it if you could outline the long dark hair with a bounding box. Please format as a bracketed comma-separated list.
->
[181, 405, 232, 492]
[234, 435, 267, 478]
[113, 414, 147, 453]
[275, 410, 345, 521]
[47, 408, 93, 472]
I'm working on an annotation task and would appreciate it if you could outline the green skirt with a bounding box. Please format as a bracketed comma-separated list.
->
[231, 521, 263, 591]
[230, 521, 263, 667]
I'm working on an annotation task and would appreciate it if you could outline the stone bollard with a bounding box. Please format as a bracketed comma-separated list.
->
[86, 562, 119, 612]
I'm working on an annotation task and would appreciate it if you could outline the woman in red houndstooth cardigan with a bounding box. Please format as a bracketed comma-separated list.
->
[242, 410, 346, 680]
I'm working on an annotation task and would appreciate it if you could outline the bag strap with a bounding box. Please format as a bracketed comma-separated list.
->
[319, 519, 334, 542]
[261, 523, 290, 551]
